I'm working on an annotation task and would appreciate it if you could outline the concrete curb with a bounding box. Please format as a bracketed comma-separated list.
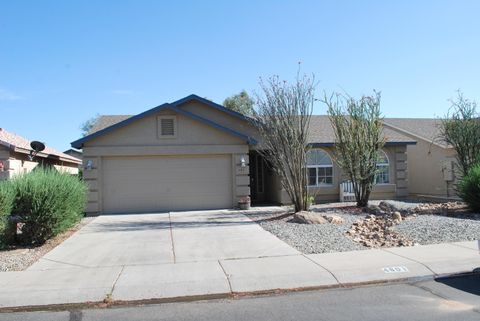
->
[4, 271, 476, 314]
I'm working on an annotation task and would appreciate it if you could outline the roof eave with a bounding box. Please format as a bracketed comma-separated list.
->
[309, 141, 417, 148]
[171, 94, 255, 122]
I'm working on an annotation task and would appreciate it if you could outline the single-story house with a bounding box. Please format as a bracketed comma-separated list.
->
[0, 128, 81, 179]
[72, 95, 416, 215]
[382, 118, 457, 199]
[64, 148, 83, 162]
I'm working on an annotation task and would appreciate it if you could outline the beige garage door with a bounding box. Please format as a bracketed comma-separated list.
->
[102, 155, 233, 213]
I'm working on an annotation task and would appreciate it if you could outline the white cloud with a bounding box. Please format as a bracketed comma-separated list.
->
[0, 88, 23, 101]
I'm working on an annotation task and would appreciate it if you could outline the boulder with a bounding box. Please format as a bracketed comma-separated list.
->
[293, 211, 328, 224]
[392, 211, 402, 222]
[379, 200, 417, 214]
[365, 204, 386, 216]
[323, 215, 345, 225]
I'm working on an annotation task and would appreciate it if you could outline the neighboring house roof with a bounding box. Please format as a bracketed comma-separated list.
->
[63, 148, 83, 159]
[308, 116, 416, 146]
[382, 118, 448, 148]
[71, 98, 258, 149]
[0, 128, 81, 164]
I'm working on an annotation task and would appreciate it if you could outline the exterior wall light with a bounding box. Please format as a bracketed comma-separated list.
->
[85, 160, 93, 170]
[240, 156, 246, 168]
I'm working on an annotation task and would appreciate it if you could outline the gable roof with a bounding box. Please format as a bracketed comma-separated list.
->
[0, 128, 81, 164]
[82, 113, 416, 148]
[308, 116, 416, 146]
[171, 94, 253, 122]
[382, 118, 448, 148]
[71, 98, 258, 149]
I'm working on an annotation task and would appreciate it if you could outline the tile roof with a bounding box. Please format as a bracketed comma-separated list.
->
[0, 128, 81, 164]
[88, 114, 416, 145]
[382, 118, 447, 147]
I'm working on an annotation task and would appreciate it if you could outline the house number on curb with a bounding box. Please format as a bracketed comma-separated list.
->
[382, 266, 409, 273]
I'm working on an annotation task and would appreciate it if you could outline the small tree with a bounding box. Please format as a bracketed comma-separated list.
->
[223, 90, 254, 116]
[80, 114, 99, 137]
[254, 74, 315, 212]
[440, 91, 480, 178]
[324, 91, 385, 207]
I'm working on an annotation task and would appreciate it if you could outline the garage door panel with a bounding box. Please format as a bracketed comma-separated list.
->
[102, 155, 232, 213]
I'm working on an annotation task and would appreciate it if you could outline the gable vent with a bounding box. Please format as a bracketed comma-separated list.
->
[160, 117, 175, 136]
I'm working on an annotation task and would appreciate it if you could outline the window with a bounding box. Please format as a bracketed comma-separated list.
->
[307, 149, 333, 186]
[375, 150, 390, 184]
[158, 116, 176, 138]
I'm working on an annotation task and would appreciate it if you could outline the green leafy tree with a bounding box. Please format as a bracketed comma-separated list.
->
[440, 91, 480, 178]
[223, 90, 254, 116]
[324, 91, 385, 207]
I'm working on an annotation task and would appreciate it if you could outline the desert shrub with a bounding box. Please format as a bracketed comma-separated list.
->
[10, 167, 87, 245]
[0, 181, 15, 248]
[458, 163, 480, 212]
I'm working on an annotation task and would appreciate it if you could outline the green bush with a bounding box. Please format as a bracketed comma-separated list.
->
[10, 167, 87, 245]
[0, 181, 15, 248]
[459, 163, 480, 212]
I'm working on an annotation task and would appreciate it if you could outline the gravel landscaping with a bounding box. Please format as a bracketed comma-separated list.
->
[245, 201, 480, 254]
[0, 217, 94, 272]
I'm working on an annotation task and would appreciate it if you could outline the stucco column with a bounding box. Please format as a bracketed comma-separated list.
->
[234, 153, 250, 204]
[395, 146, 409, 198]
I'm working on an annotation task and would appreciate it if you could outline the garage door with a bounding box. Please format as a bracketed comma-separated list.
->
[102, 155, 233, 213]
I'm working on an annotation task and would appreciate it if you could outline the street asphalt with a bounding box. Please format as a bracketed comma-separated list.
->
[1, 274, 479, 321]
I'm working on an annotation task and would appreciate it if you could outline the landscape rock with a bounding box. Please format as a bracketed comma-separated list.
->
[365, 204, 386, 216]
[293, 212, 328, 224]
[392, 211, 402, 222]
[323, 215, 345, 225]
[345, 215, 414, 248]
[378, 200, 418, 214]
[413, 201, 468, 215]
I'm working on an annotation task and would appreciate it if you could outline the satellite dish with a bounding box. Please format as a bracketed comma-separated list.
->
[30, 141, 45, 153]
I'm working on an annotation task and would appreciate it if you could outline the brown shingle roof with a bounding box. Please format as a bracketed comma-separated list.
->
[89, 115, 132, 134]
[89, 114, 415, 145]
[383, 118, 447, 147]
[308, 115, 415, 145]
[0, 128, 81, 164]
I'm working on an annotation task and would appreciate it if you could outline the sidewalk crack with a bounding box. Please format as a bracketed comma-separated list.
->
[40, 258, 90, 269]
[109, 265, 125, 296]
[302, 254, 343, 286]
[168, 212, 176, 264]
[218, 260, 234, 294]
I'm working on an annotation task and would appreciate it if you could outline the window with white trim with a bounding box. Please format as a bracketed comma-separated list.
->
[375, 150, 390, 184]
[158, 116, 176, 138]
[307, 149, 333, 186]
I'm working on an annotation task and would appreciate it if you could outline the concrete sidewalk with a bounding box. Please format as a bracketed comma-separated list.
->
[0, 209, 479, 310]
[0, 241, 478, 309]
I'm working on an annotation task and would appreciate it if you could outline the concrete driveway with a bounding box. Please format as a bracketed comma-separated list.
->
[1, 209, 478, 308]
[28, 209, 299, 270]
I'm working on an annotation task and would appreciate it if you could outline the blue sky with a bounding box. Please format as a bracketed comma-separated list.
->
[1, 1, 479, 151]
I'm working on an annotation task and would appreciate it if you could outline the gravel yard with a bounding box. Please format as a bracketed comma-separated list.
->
[245, 202, 480, 254]
[0, 217, 94, 272]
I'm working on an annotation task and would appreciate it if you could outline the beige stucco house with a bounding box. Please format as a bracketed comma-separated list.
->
[383, 118, 458, 199]
[0, 128, 81, 179]
[72, 95, 416, 215]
